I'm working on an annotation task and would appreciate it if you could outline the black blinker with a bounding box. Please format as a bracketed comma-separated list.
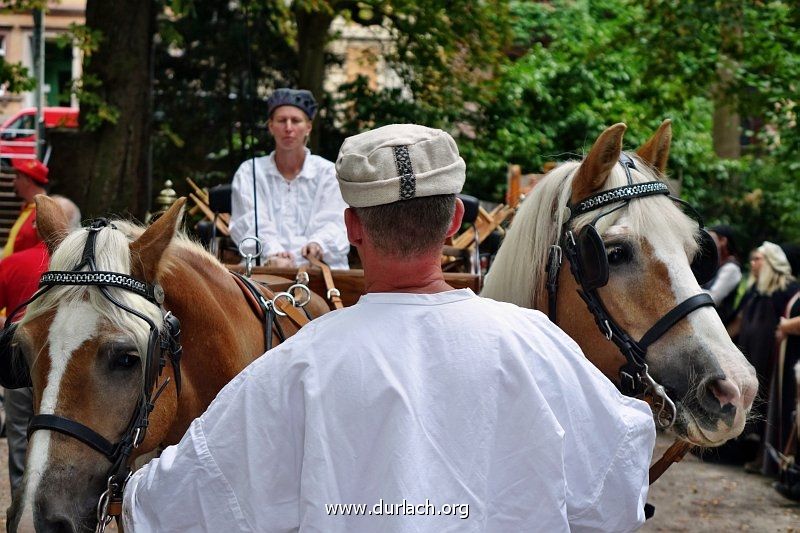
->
[0, 323, 32, 389]
[577, 225, 609, 291]
[691, 230, 719, 286]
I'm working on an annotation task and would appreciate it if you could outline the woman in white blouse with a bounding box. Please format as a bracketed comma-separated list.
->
[229, 88, 350, 269]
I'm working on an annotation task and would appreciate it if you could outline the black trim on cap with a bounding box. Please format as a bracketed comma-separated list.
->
[393, 145, 416, 201]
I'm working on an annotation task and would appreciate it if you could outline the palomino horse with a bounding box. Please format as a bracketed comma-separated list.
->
[482, 121, 757, 447]
[3, 196, 329, 532]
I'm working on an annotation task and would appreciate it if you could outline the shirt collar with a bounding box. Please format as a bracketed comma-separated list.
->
[358, 288, 476, 306]
[268, 148, 315, 180]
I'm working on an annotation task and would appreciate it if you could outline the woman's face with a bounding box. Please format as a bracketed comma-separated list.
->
[268, 106, 312, 152]
[750, 251, 765, 278]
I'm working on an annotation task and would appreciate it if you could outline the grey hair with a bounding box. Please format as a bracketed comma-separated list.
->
[49, 195, 82, 229]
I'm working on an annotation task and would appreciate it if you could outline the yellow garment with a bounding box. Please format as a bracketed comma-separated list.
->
[2, 203, 34, 258]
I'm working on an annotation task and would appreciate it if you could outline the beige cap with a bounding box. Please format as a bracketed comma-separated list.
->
[335, 124, 466, 208]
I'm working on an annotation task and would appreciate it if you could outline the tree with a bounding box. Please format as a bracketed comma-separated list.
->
[49, 0, 157, 218]
[152, 0, 511, 187]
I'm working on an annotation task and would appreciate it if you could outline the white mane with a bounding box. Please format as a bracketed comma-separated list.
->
[20, 219, 221, 358]
[481, 153, 700, 309]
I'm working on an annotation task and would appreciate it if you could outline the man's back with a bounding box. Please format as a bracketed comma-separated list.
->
[125, 289, 654, 532]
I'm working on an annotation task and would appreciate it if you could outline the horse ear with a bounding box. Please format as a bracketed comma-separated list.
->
[571, 123, 626, 204]
[636, 119, 672, 173]
[130, 198, 187, 282]
[34, 194, 71, 256]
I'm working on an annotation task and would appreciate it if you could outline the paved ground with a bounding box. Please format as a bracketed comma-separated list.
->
[0, 433, 796, 531]
[643, 433, 800, 532]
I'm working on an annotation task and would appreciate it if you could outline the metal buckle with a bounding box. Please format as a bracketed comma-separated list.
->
[95, 476, 115, 533]
[132, 427, 143, 448]
[238, 237, 263, 277]
[642, 368, 677, 429]
[238, 237, 263, 259]
[327, 288, 341, 300]
[271, 292, 296, 317]
[288, 283, 312, 307]
[296, 271, 310, 285]
[602, 319, 613, 340]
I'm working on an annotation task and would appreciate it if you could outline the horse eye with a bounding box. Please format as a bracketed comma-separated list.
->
[607, 244, 632, 266]
[111, 351, 140, 370]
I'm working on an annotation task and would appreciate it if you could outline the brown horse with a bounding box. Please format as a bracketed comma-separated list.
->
[482, 121, 758, 447]
[6, 196, 329, 532]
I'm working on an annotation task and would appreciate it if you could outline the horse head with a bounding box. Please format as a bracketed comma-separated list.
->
[483, 121, 757, 448]
[6, 196, 189, 531]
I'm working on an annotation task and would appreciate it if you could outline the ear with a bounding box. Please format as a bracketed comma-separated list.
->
[636, 119, 672, 173]
[571, 123, 626, 204]
[130, 198, 186, 282]
[446, 198, 465, 239]
[34, 194, 71, 256]
[344, 207, 363, 247]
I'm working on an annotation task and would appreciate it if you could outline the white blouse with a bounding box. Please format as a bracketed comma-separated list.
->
[229, 150, 350, 269]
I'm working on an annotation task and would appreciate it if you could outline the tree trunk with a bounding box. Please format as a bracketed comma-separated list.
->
[49, 0, 155, 219]
[294, 7, 334, 153]
[712, 1, 742, 160]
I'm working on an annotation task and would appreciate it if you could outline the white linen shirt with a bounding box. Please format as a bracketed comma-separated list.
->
[229, 150, 350, 269]
[703, 261, 742, 306]
[123, 289, 655, 533]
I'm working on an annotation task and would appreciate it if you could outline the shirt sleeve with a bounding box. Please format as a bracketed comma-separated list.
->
[229, 159, 285, 259]
[567, 397, 655, 533]
[703, 262, 742, 305]
[122, 418, 254, 532]
[122, 346, 307, 532]
[304, 164, 350, 268]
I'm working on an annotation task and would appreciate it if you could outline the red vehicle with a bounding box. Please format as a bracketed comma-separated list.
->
[0, 107, 79, 166]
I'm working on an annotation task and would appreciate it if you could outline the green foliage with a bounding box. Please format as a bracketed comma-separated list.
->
[143, 0, 798, 253]
[380, 0, 798, 253]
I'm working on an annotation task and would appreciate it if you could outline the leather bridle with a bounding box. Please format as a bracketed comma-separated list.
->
[546, 155, 716, 429]
[17, 218, 182, 531]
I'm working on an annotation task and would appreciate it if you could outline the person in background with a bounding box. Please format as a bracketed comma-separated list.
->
[764, 243, 800, 482]
[228, 88, 349, 269]
[2, 159, 49, 259]
[123, 124, 655, 532]
[1, 194, 81, 496]
[703, 225, 743, 326]
[733, 242, 799, 474]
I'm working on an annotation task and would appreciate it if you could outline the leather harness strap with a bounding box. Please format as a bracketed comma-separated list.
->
[230, 272, 310, 329]
[649, 439, 692, 484]
[306, 257, 344, 310]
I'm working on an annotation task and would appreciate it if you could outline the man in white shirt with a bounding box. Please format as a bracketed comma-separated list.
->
[123, 124, 656, 532]
[229, 88, 350, 269]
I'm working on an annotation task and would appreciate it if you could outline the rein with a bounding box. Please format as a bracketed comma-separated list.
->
[301, 256, 343, 309]
[230, 271, 311, 351]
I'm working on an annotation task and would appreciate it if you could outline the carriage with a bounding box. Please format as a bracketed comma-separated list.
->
[0, 121, 763, 531]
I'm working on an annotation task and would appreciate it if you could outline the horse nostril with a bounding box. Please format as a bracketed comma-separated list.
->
[708, 378, 740, 409]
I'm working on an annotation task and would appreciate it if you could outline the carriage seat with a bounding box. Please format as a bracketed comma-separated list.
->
[458, 194, 480, 225]
[208, 183, 232, 214]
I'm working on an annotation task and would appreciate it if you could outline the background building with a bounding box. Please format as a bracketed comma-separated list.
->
[0, 0, 84, 118]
